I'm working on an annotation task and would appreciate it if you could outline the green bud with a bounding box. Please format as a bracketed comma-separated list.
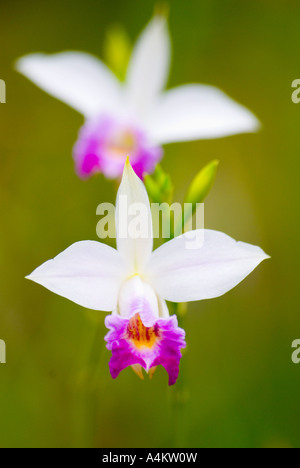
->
[173, 160, 219, 237]
[144, 174, 162, 203]
[144, 165, 174, 204]
[185, 160, 219, 205]
[103, 25, 131, 81]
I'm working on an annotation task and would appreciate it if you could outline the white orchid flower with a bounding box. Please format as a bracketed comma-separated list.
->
[16, 16, 260, 180]
[26, 159, 269, 385]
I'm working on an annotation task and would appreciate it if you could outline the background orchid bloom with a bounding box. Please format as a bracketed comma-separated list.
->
[16, 15, 260, 180]
[26, 160, 269, 385]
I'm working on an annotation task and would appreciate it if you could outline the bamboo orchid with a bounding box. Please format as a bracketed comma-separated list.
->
[17, 16, 259, 180]
[26, 160, 268, 385]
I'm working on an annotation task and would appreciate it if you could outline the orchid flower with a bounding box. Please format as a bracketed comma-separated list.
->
[16, 16, 260, 180]
[26, 160, 269, 385]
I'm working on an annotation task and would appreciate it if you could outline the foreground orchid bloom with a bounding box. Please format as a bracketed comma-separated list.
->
[26, 160, 268, 384]
[17, 16, 260, 180]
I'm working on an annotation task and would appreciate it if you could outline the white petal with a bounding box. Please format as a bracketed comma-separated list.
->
[26, 241, 125, 311]
[147, 84, 260, 144]
[16, 52, 123, 117]
[125, 16, 171, 119]
[118, 276, 159, 326]
[157, 296, 170, 319]
[116, 159, 153, 274]
[146, 230, 269, 303]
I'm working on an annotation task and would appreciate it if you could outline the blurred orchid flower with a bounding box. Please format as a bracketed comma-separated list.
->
[26, 160, 268, 385]
[16, 16, 260, 180]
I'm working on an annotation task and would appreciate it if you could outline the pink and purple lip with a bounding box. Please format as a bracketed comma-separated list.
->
[104, 312, 186, 385]
[73, 115, 163, 180]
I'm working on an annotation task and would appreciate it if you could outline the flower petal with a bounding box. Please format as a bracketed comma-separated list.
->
[116, 159, 153, 273]
[105, 313, 186, 385]
[73, 115, 163, 180]
[147, 230, 269, 302]
[125, 16, 171, 119]
[26, 241, 125, 311]
[16, 52, 123, 117]
[118, 276, 160, 326]
[147, 84, 260, 144]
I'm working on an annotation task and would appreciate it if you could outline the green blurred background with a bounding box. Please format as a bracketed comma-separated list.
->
[0, 0, 299, 448]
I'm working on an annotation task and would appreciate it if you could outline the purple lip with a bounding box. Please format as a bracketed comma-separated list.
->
[104, 312, 186, 385]
[73, 114, 163, 180]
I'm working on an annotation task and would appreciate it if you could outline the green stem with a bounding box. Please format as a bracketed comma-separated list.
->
[168, 302, 189, 448]
[73, 319, 105, 447]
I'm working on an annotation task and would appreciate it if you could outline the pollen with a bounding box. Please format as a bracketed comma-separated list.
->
[126, 314, 161, 350]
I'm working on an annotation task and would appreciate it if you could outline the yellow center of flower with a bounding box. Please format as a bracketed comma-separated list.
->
[107, 130, 136, 159]
[127, 314, 160, 350]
